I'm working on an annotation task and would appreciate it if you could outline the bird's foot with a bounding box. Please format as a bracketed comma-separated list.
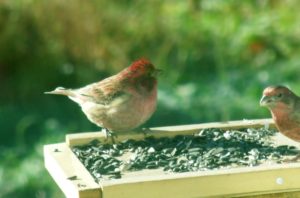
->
[102, 128, 117, 144]
[141, 127, 152, 136]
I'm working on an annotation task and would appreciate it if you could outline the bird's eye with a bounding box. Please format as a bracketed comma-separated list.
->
[277, 93, 283, 98]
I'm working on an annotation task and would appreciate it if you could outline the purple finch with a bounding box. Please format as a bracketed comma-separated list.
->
[45, 58, 159, 135]
[260, 85, 300, 142]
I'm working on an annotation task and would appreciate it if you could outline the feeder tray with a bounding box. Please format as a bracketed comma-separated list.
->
[44, 119, 300, 198]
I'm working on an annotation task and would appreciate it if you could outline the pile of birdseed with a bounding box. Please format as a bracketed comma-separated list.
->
[72, 127, 299, 182]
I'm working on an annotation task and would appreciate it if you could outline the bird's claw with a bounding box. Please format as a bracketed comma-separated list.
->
[141, 127, 152, 136]
[102, 128, 117, 144]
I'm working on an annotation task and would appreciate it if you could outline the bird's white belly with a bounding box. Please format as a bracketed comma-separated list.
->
[78, 92, 157, 132]
[105, 95, 156, 131]
[80, 101, 107, 127]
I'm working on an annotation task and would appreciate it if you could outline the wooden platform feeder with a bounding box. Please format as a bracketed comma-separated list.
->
[44, 119, 300, 198]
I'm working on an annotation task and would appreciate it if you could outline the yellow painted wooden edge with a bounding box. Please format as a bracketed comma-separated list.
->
[66, 118, 275, 146]
[44, 143, 101, 198]
[101, 164, 300, 198]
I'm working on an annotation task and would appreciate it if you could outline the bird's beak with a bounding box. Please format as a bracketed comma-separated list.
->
[260, 95, 273, 106]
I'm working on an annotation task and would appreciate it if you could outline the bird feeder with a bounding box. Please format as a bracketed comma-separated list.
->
[44, 119, 300, 198]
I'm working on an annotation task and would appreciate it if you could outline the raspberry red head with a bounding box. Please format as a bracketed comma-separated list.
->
[260, 85, 296, 109]
[126, 58, 160, 79]
[262, 85, 292, 97]
[129, 58, 153, 71]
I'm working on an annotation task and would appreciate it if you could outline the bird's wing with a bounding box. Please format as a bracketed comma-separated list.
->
[74, 75, 131, 105]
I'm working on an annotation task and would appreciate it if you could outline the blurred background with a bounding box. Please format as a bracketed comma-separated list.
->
[1, 0, 300, 197]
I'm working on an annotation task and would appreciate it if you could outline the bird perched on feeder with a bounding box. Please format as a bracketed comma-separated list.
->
[45, 58, 160, 137]
[260, 85, 300, 160]
[260, 85, 300, 141]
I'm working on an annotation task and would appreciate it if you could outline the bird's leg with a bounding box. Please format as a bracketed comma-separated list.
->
[102, 128, 117, 144]
[141, 127, 152, 136]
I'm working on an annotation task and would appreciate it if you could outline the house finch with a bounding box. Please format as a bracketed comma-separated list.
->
[45, 58, 160, 136]
[260, 86, 300, 142]
[260, 85, 300, 160]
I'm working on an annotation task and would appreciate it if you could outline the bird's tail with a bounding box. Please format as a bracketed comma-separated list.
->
[44, 87, 75, 97]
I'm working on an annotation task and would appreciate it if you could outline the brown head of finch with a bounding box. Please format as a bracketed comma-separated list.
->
[260, 85, 300, 142]
[45, 58, 160, 134]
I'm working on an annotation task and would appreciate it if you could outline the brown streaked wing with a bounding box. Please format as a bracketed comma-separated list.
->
[76, 74, 127, 105]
